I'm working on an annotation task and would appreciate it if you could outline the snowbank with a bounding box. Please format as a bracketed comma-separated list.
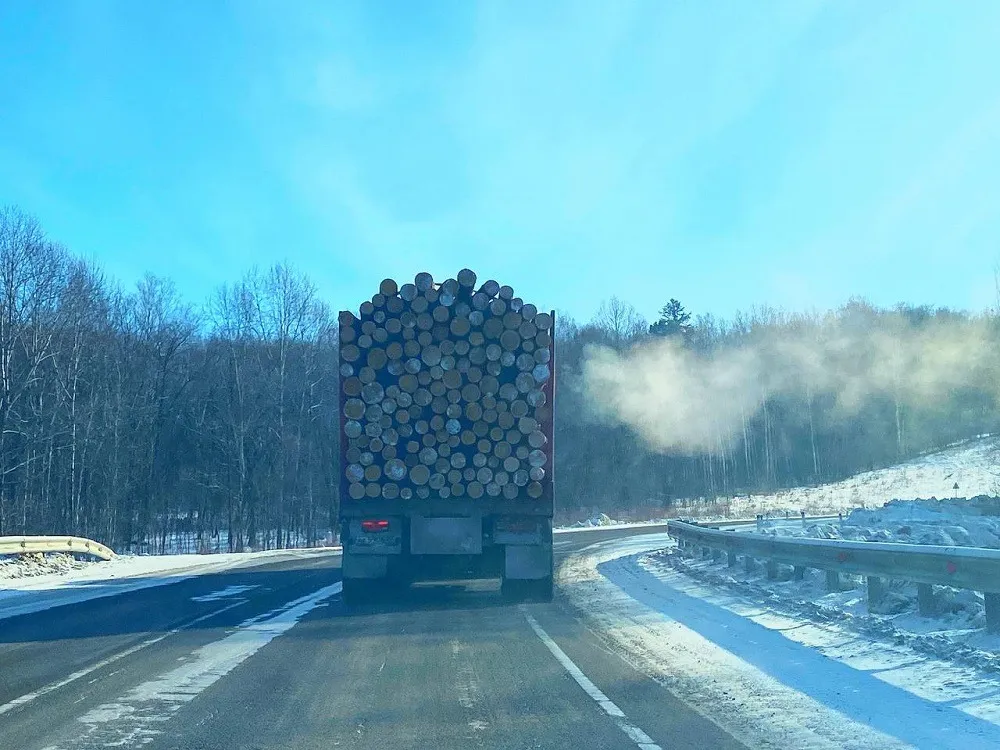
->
[0, 552, 90, 580]
[757, 497, 1000, 549]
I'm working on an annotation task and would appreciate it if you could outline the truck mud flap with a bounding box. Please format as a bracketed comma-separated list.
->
[504, 543, 552, 580]
[343, 552, 389, 579]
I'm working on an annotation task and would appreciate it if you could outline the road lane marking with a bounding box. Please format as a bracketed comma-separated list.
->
[451, 639, 489, 736]
[523, 611, 662, 750]
[45, 581, 342, 749]
[0, 599, 247, 717]
[190, 584, 258, 602]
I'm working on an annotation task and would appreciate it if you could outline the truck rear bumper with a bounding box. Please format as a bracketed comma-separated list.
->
[341, 514, 553, 582]
[342, 548, 504, 582]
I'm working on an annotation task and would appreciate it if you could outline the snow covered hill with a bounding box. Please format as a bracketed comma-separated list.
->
[721, 435, 1000, 517]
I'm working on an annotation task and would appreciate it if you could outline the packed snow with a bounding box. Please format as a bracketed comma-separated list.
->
[561, 533, 1000, 749]
[757, 497, 1000, 550]
[0, 552, 90, 580]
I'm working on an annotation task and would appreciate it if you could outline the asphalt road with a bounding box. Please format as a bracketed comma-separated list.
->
[0, 527, 745, 750]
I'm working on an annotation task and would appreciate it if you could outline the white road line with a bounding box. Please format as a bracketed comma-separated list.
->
[0, 599, 247, 717]
[190, 584, 258, 602]
[47, 581, 342, 749]
[523, 611, 662, 750]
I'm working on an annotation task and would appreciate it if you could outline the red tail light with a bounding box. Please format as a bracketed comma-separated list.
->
[361, 519, 390, 532]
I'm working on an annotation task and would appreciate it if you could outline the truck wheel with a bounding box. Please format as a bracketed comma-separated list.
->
[501, 576, 553, 602]
[533, 575, 554, 602]
[341, 577, 368, 605]
[500, 577, 522, 602]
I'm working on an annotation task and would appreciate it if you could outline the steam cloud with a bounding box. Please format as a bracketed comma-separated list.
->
[581, 315, 994, 454]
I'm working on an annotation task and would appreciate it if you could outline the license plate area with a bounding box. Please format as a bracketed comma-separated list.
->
[409, 515, 483, 555]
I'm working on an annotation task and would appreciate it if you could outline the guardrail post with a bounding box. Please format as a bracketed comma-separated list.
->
[727, 551, 736, 568]
[985, 594, 1000, 634]
[766, 560, 778, 580]
[917, 583, 934, 615]
[825, 570, 840, 591]
[793, 566, 805, 580]
[867, 576, 886, 610]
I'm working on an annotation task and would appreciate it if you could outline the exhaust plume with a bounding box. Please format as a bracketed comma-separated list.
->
[581, 310, 995, 454]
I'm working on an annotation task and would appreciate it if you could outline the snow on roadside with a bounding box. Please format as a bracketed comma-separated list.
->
[0, 548, 336, 594]
[0, 553, 89, 580]
[559, 438, 998, 530]
[560, 534, 1000, 749]
[554, 520, 670, 534]
[716, 435, 1000, 518]
[757, 498, 1000, 550]
[560, 535, 909, 749]
[657, 547, 1000, 675]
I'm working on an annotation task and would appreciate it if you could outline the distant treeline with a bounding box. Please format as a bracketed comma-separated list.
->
[0, 206, 337, 551]
[1, 205, 996, 547]
[556, 296, 999, 518]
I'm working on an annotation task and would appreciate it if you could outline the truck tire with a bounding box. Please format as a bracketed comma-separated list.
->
[501, 574, 553, 602]
[533, 574, 554, 602]
[341, 577, 369, 605]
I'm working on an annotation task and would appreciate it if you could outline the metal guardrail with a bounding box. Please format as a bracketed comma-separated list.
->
[0, 535, 115, 561]
[702, 514, 841, 529]
[667, 520, 1000, 631]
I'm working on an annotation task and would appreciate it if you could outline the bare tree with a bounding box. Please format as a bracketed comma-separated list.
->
[593, 296, 646, 348]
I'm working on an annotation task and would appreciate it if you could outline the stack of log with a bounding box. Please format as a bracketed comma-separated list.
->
[339, 269, 553, 502]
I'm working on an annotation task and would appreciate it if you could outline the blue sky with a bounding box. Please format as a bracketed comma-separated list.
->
[1, 1, 998, 324]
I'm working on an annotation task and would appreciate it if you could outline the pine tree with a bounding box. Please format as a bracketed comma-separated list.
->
[649, 299, 692, 341]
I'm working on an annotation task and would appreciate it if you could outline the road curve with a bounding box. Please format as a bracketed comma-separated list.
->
[0, 527, 744, 750]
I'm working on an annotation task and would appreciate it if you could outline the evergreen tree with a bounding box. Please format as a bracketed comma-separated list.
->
[649, 298, 692, 341]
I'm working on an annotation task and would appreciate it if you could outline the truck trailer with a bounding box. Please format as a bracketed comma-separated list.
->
[337, 269, 555, 603]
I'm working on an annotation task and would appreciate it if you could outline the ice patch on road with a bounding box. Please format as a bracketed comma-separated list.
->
[561, 534, 1000, 749]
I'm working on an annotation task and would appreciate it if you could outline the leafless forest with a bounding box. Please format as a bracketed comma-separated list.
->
[2, 206, 997, 548]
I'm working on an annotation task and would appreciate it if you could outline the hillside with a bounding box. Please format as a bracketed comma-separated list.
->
[695, 435, 1000, 518]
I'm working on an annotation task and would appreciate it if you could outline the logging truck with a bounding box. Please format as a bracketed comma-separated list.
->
[337, 269, 555, 603]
